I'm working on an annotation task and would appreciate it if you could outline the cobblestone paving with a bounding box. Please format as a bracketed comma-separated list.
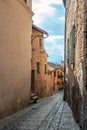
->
[0, 91, 80, 130]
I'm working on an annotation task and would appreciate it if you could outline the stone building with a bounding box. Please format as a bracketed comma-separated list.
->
[47, 63, 55, 90]
[48, 62, 64, 91]
[54, 68, 64, 91]
[63, 0, 87, 129]
[0, 0, 33, 118]
[31, 25, 52, 98]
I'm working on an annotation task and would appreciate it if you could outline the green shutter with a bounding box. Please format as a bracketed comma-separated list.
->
[69, 25, 75, 64]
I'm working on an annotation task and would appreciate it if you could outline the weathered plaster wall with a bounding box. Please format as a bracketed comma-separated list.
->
[0, 0, 32, 118]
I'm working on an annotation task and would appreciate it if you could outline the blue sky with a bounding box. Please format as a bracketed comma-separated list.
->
[32, 0, 65, 64]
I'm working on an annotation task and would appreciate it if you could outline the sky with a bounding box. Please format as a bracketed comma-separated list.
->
[32, 0, 65, 64]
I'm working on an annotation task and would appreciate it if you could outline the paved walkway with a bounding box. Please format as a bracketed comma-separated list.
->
[0, 91, 80, 130]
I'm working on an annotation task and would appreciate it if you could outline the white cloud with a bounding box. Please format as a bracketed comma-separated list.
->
[46, 44, 64, 52]
[58, 17, 65, 21]
[45, 35, 64, 44]
[46, 44, 64, 63]
[44, 35, 64, 62]
[32, 0, 63, 25]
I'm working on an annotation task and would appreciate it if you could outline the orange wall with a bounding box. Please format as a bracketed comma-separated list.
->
[54, 69, 64, 90]
[51, 71, 55, 90]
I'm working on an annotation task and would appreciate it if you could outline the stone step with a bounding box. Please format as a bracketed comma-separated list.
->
[30, 92, 38, 104]
[31, 93, 36, 97]
[32, 95, 38, 100]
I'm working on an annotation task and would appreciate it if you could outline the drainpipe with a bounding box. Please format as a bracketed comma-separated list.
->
[63, 6, 67, 101]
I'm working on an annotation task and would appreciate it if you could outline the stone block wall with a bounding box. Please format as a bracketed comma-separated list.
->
[32, 27, 52, 98]
[65, 0, 87, 128]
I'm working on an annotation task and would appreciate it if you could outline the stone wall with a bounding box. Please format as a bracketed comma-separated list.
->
[32, 27, 52, 98]
[65, 0, 87, 128]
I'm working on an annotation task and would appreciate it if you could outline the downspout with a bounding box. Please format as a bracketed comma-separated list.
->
[63, 6, 67, 101]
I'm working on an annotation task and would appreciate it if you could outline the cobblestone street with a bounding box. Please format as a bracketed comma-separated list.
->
[0, 91, 80, 130]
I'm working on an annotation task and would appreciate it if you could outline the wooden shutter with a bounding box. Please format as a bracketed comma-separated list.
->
[66, 39, 69, 63]
[69, 25, 75, 64]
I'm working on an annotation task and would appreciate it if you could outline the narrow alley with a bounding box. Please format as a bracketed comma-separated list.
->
[0, 91, 80, 130]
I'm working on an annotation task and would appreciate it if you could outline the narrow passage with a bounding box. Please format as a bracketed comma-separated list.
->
[0, 91, 80, 130]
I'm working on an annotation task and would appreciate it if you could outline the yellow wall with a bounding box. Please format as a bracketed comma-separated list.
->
[0, 0, 32, 118]
[32, 28, 52, 97]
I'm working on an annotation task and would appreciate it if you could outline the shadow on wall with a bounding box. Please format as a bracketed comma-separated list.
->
[65, 64, 82, 124]
[36, 80, 52, 98]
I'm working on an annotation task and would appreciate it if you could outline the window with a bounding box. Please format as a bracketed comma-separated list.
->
[57, 71, 59, 76]
[45, 64, 47, 74]
[54, 71, 56, 77]
[57, 81, 60, 85]
[60, 72, 62, 75]
[37, 62, 40, 74]
[69, 25, 75, 64]
[39, 38, 42, 48]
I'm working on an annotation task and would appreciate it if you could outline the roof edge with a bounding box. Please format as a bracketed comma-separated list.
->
[32, 24, 48, 37]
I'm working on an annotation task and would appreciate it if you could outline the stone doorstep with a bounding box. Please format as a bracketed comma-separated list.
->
[30, 93, 36, 97]
[31, 96, 38, 100]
